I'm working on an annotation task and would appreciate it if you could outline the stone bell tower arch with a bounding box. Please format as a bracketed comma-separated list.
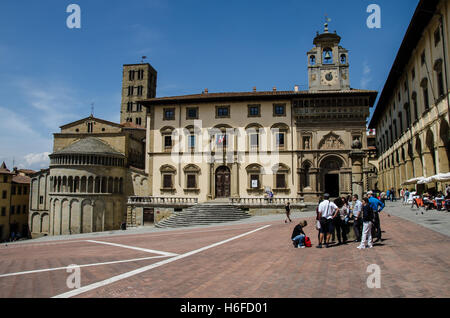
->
[307, 20, 350, 91]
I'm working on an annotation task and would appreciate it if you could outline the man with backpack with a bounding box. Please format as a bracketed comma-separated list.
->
[358, 197, 374, 249]
[367, 191, 385, 242]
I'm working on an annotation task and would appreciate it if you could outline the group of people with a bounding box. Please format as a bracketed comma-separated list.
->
[291, 192, 385, 250]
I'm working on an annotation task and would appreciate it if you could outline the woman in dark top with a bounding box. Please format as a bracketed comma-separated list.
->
[291, 220, 308, 248]
[285, 202, 292, 223]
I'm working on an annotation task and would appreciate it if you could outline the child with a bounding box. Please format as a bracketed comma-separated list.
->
[357, 198, 374, 250]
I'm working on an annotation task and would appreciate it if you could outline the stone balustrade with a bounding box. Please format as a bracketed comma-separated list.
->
[128, 196, 198, 206]
[229, 197, 305, 206]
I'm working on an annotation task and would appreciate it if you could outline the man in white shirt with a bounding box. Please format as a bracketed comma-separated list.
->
[351, 194, 363, 242]
[316, 193, 339, 248]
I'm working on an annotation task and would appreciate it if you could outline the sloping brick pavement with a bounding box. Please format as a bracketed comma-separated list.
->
[0, 213, 449, 298]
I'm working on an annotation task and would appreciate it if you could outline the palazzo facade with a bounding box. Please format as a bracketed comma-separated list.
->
[140, 26, 377, 203]
[369, 0, 450, 194]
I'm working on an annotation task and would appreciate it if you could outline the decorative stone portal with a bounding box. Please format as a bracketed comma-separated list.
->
[215, 166, 231, 198]
[320, 156, 344, 198]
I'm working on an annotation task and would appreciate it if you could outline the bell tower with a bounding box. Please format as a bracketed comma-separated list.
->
[307, 20, 350, 91]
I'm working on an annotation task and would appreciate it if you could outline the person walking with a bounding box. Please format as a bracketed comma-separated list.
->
[291, 220, 308, 248]
[367, 191, 385, 243]
[351, 194, 363, 242]
[316, 193, 339, 249]
[285, 202, 292, 223]
[358, 197, 374, 249]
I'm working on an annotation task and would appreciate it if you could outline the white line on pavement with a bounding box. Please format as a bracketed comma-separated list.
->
[85, 240, 178, 257]
[0, 255, 168, 278]
[53, 225, 271, 298]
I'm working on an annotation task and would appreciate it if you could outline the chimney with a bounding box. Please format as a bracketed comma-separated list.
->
[253, 87, 257, 93]
[294, 85, 299, 92]
[273, 86, 277, 92]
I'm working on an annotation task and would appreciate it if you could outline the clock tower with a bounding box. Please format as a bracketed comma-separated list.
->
[307, 21, 350, 91]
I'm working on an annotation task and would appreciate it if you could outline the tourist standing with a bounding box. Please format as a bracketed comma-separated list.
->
[333, 197, 348, 245]
[316, 193, 339, 249]
[367, 191, 385, 242]
[400, 188, 405, 203]
[352, 194, 363, 242]
[358, 197, 374, 249]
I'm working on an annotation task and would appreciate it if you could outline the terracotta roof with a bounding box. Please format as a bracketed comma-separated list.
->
[140, 89, 378, 106]
[60, 116, 122, 130]
[12, 175, 31, 184]
[17, 169, 36, 175]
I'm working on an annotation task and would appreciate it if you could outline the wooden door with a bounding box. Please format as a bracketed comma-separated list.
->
[215, 166, 231, 198]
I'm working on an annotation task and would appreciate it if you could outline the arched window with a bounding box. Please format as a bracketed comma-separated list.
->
[340, 54, 347, 64]
[310, 55, 316, 66]
[323, 48, 333, 64]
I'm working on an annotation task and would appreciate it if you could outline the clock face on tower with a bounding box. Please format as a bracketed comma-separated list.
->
[321, 69, 339, 86]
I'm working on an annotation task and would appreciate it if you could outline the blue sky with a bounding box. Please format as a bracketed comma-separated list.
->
[0, 0, 419, 170]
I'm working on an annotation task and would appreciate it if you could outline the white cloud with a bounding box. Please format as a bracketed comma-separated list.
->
[24, 152, 51, 168]
[360, 61, 372, 89]
[0, 106, 52, 170]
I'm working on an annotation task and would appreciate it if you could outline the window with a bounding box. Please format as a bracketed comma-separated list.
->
[423, 87, 430, 111]
[136, 103, 142, 112]
[248, 105, 261, 117]
[276, 133, 285, 148]
[398, 113, 403, 134]
[129, 70, 135, 81]
[216, 106, 230, 118]
[16, 206, 21, 214]
[273, 104, 286, 117]
[39, 196, 44, 204]
[421, 51, 426, 66]
[249, 133, 259, 149]
[136, 117, 142, 126]
[17, 186, 22, 195]
[2, 191, 6, 199]
[137, 69, 144, 80]
[276, 174, 286, 189]
[127, 102, 133, 112]
[1, 207, 5, 216]
[412, 92, 418, 121]
[437, 70, 445, 97]
[23, 205, 27, 214]
[23, 187, 27, 195]
[186, 107, 199, 120]
[10, 206, 15, 215]
[3, 176, 7, 183]
[87, 122, 93, 133]
[163, 175, 173, 189]
[137, 86, 143, 96]
[434, 28, 441, 46]
[128, 86, 134, 96]
[11, 186, 16, 195]
[412, 68, 415, 80]
[164, 135, 172, 149]
[184, 165, 200, 190]
[250, 174, 260, 189]
[188, 135, 195, 149]
[163, 108, 175, 121]
[187, 175, 196, 189]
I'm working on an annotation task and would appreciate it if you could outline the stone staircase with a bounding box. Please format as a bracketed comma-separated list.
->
[155, 203, 252, 228]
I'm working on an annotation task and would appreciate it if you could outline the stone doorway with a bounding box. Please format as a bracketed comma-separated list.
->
[325, 174, 340, 198]
[143, 208, 154, 226]
[215, 166, 231, 198]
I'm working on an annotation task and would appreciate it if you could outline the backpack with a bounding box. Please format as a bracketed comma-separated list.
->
[304, 236, 312, 248]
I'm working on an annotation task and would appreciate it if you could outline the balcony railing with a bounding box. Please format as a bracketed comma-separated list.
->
[229, 197, 304, 206]
[128, 196, 198, 205]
